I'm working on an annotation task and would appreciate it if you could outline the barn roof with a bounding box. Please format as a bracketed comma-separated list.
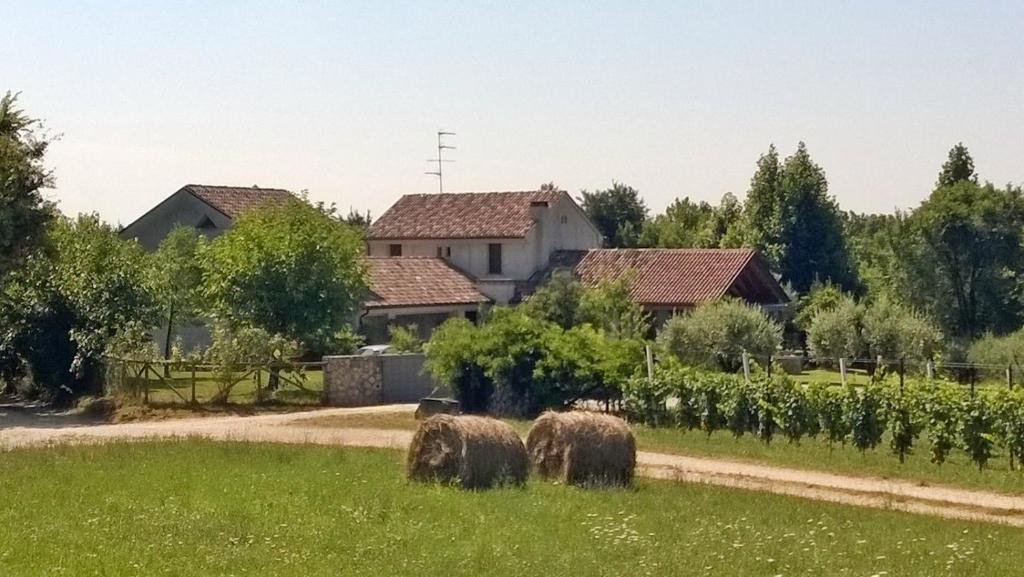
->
[551, 248, 788, 307]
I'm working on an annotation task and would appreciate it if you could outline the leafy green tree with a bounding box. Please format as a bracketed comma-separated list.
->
[740, 143, 857, 292]
[523, 270, 649, 338]
[937, 142, 977, 187]
[521, 269, 584, 329]
[422, 317, 483, 405]
[202, 196, 367, 356]
[579, 182, 648, 248]
[910, 180, 1024, 337]
[343, 208, 372, 229]
[843, 210, 920, 303]
[657, 298, 782, 372]
[150, 226, 205, 362]
[794, 281, 847, 331]
[577, 274, 650, 339]
[639, 193, 742, 249]
[0, 92, 54, 280]
[740, 145, 785, 267]
[0, 215, 157, 400]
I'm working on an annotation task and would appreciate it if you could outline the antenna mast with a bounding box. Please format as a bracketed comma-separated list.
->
[426, 130, 456, 193]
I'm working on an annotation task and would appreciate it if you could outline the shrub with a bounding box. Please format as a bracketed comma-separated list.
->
[969, 329, 1024, 373]
[388, 324, 422, 353]
[807, 296, 865, 361]
[657, 298, 782, 372]
[861, 297, 942, 364]
[0, 215, 157, 402]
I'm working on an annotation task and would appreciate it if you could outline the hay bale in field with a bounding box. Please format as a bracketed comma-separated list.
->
[526, 411, 636, 487]
[407, 414, 528, 489]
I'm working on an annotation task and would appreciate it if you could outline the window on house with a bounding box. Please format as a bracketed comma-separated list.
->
[560, 215, 568, 225]
[436, 246, 443, 258]
[488, 243, 502, 275]
[389, 244, 402, 257]
[445, 246, 451, 257]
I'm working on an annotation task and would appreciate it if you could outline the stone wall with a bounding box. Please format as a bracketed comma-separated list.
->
[322, 355, 383, 406]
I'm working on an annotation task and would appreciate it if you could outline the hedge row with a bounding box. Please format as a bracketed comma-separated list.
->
[622, 365, 1024, 470]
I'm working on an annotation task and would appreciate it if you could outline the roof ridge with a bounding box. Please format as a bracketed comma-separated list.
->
[184, 183, 291, 191]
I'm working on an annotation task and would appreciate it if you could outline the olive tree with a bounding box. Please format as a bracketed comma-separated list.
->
[657, 298, 782, 372]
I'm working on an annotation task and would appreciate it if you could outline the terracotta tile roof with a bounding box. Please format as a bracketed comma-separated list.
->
[366, 257, 491, 309]
[184, 184, 294, 218]
[366, 190, 564, 240]
[567, 248, 786, 307]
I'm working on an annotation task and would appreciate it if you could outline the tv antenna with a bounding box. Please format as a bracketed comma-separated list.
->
[426, 130, 456, 193]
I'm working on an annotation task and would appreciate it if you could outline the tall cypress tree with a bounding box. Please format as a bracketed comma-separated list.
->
[936, 142, 977, 188]
[741, 145, 784, 267]
[776, 143, 857, 293]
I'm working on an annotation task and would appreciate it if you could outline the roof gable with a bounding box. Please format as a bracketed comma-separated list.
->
[567, 248, 788, 307]
[366, 190, 566, 240]
[366, 257, 492, 309]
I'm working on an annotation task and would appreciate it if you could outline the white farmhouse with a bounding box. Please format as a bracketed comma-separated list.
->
[365, 189, 603, 304]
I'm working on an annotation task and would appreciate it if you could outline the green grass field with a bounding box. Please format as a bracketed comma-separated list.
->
[300, 411, 1024, 495]
[0, 441, 1020, 576]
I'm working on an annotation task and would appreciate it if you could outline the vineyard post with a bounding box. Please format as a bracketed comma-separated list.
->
[839, 357, 847, 385]
[926, 360, 934, 382]
[1008, 365, 1014, 391]
[970, 364, 976, 397]
[741, 350, 751, 382]
[767, 355, 773, 379]
[190, 363, 197, 404]
[899, 358, 905, 395]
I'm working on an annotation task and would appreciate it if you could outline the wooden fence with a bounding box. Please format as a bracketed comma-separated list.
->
[104, 358, 326, 406]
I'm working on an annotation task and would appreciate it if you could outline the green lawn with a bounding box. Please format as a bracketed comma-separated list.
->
[300, 411, 1024, 495]
[0, 441, 1019, 576]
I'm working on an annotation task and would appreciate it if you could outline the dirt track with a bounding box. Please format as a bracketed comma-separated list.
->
[4, 404, 1024, 527]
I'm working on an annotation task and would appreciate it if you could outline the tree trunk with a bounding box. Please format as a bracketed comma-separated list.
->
[163, 303, 175, 378]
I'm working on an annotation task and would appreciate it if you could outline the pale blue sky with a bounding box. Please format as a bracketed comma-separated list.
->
[4, 1, 1022, 225]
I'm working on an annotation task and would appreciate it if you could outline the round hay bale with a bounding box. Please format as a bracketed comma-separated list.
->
[526, 411, 636, 487]
[407, 414, 528, 489]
